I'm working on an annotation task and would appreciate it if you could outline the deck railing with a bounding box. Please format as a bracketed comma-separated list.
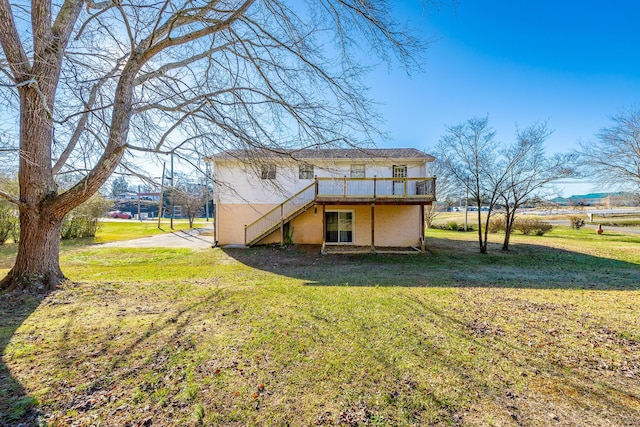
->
[316, 176, 436, 199]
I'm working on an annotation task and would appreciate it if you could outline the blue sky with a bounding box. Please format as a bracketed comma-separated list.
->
[370, 1, 640, 196]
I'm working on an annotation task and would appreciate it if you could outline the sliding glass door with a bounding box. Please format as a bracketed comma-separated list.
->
[325, 211, 353, 244]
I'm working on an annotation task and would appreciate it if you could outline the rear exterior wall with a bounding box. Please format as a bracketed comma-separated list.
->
[218, 203, 423, 247]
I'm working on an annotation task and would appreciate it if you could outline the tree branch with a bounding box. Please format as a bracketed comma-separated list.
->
[53, 56, 126, 174]
[32, 0, 53, 62]
[0, 188, 25, 208]
[133, 42, 237, 86]
[0, 0, 30, 77]
[142, 0, 255, 60]
[114, 2, 136, 53]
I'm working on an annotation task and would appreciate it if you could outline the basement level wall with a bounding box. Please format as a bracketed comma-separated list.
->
[218, 203, 423, 247]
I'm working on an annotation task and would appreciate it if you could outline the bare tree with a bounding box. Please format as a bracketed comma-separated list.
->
[424, 157, 454, 228]
[434, 116, 506, 253]
[499, 122, 576, 251]
[578, 106, 640, 193]
[111, 176, 129, 198]
[436, 118, 577, 253]
[0, 0, 430, 292]
[172, 186, 206, 228]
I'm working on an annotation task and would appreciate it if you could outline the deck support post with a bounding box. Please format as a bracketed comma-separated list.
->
[371, 203, 375, 252]
[373, 176, 377, 198]
[420, 205, 426, 252]
[322, 204, 326, 245]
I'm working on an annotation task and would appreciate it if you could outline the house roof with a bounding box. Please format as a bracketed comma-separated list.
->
[211, 148, 434, 162]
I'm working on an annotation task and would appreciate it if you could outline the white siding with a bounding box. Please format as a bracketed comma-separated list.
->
[214, 158, 428, 205]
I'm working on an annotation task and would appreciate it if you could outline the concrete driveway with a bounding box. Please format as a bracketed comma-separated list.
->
[99, 224, 215, 249]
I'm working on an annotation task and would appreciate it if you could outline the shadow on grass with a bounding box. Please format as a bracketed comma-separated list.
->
[0, 293, 42, 425]
[401, 293, 640, 423]
[222, 236, 640, 290]
[0, 285, 224, 425]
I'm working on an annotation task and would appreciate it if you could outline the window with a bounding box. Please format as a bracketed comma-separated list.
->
[299, 163, 314, 179]
[393, 165, 407, 179]
[350, 164, 366, 178]
[261, 164, 276, 179]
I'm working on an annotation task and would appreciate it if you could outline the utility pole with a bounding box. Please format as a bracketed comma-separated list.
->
[204, 162, 211, 222]
[170, 153, 174, 230]
[157, 162, 166, 229]
[204, 186, 209, 221]
[137, 184, 141, 221]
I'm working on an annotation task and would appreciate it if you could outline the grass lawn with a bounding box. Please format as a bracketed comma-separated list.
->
[0, 220, 210, 268]
[94, 219, 207, 243]
[434, 211, 640, 229]
[0, 227, 639, 425]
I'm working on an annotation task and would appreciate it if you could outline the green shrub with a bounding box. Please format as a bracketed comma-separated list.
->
[446, 221, 459, 231]
[61, 195, 111, 240]
[488, 216, 552, 236]
[283, 223, 294, 245]
[488, 216, 505, 233]
[569, 216, 585, 230]
[514, 218, 553, 236]
[0, 202, 18, 245]
[433, 222, 472, 231]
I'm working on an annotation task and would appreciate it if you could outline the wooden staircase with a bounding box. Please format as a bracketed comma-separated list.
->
[244, 182, 317, 246]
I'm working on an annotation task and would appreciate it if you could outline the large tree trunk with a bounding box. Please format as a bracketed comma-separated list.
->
[477, 208, 487, 254]
[0, 209, 64, 293]
[2, 71, 64, 293]
[502, 211, 515, 251]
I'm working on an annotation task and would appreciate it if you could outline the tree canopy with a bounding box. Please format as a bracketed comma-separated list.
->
[0, 0, 429, 291]
[578, 106, 640, 192]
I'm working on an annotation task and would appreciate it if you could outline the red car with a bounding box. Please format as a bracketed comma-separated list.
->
[109, 212, 132, 219]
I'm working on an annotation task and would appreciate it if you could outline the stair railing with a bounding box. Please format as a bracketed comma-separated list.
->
[245, 182, 316, 245]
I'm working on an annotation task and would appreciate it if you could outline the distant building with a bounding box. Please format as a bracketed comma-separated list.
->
[112, 192, 162, 218]
[549, 197, 568, 206]
[553, 192, 638, 207]
[137, 192, 160, 202]
[113, 190, 138, 201]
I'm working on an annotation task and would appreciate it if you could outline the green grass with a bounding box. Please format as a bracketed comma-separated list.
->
[593, 218, 640, 227]
[94, 219, 203, 243]
[0, 220, 210, 268]
[1, 227, 639, 425]
[434, 211, 640, 229]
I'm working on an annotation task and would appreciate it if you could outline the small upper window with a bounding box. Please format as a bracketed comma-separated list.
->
[350, 164, 366, 178]
[261, 164, 276, 179]
[299, 163, 314, 180]
[393, 165, 407, 179]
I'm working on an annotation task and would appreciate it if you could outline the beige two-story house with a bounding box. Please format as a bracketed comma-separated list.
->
[210, 148, 436, 252]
